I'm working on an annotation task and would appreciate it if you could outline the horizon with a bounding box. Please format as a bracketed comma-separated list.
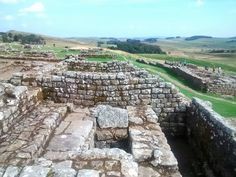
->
[1, 0, 236, 38]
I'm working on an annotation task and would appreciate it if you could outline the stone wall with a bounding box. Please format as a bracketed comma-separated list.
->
[187, 98, 236, 177]
[0, 83, 42, 136]
[207, 82, 236, 96]
[172, 67, 207, 91]
[66, 60, 138, 73]
[172, 67, 236, 96]
[136, 59, 236, 96]
[10, 61, 189, 136]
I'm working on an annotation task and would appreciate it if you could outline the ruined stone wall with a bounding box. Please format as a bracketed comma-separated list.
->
[11, 60, 189, 136]
[207, 82, 236, 96]
[172, 67, 207, 91]
[187, 98, 236, 177]
[137, 59, 236, 96]
[0, 83, 42, 136]
[66, 60, 138, 73]
[172, 67, 236, 96]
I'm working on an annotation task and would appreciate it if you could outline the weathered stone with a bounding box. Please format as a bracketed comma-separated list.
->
[3, 166, 21, 177]
[132, 148, 153, 162]
[19, 166, 51, 177]
[77, 169, 100, 177]
[138, 166, 160, 177]
[105, 160, 120, 171]
[94, 105, 128, 128]
[52, 161, 76, 177]
[0, 167, 5, 177]
[34, 158, 52, 167]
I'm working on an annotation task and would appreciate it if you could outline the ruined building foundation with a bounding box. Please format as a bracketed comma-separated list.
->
[0, 59, 235, 177]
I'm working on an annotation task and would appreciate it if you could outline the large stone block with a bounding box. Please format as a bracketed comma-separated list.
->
[94, 105, 128, 128]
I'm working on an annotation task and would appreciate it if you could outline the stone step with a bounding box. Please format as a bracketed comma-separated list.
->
[44, 107, 95, 161]
[0, 101, 68, 166]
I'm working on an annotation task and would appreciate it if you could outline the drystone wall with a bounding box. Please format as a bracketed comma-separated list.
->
[172, 67, 207, 91]
[0, 83, 42, 136]
[187, 98, 236, 177]
[172, 67, 236, 96]
[66, 60, 138, 73]
[207, 82, 236, 96]
[10, 60, 189, 136]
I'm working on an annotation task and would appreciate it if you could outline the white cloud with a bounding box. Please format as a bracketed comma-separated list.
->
[3, 15, 14, 21]
[0, 0, 21, 4]
[19, 2, 44, 14]
[196, 0, 204, 7]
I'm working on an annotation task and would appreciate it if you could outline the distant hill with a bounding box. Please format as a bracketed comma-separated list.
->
[144, 38, 158, 43]
[165, 37, 175, 40]
[226, 40, 236, 43]
[185, 35, 213, 41]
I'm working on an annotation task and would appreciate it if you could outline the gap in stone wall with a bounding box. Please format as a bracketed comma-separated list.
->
[166, 135, 210, 177]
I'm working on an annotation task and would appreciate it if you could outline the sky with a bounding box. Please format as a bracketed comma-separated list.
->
[0, 0, 236, 38]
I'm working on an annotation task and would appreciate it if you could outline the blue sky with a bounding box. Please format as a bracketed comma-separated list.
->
[0, 0, 236, 37]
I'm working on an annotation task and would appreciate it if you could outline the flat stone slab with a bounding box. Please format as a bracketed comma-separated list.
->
[45, 108, 94, 159]
[94, 105, 128, 128]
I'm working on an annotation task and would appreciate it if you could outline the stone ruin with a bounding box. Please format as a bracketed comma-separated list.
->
[0, 59, 235, 177]
[137, 59, 236, 97]
[0, 45, 56, 62]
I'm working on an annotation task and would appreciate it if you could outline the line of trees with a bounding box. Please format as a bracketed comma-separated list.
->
[1, 32, 46, 45]
[108, 39, 165, 54]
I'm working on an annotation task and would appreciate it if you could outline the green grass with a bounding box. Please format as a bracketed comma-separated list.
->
[180, 88, 236, 118]
[41, 45, 81, 59]
[139, 54, 236, 73]
[131, 61, 236, 118]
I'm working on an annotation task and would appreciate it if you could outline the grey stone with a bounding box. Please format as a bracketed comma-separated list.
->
[121, 160, 138, 177]
[34, 158, 52, 167]
[0, 112, 4, 121]
[95, 105, 128, 128]
[3, 166, 20, 177]
[132, 148, 153, 162]
[0, 167, 5, 177]
[77, 169, 100, 177]
[19, 166, 51, 177]
[52, 161, 76, 177]
[138, 166, 160, 177]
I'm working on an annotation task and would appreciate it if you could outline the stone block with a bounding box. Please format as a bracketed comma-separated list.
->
[94, 105, 128, 129]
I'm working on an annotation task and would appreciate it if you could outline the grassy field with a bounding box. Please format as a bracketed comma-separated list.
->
[139, 54, 236, 73]
[144, 37, 236, 73]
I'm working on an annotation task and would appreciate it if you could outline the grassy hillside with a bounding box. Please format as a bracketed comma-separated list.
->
[139, 54, 236, 73]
